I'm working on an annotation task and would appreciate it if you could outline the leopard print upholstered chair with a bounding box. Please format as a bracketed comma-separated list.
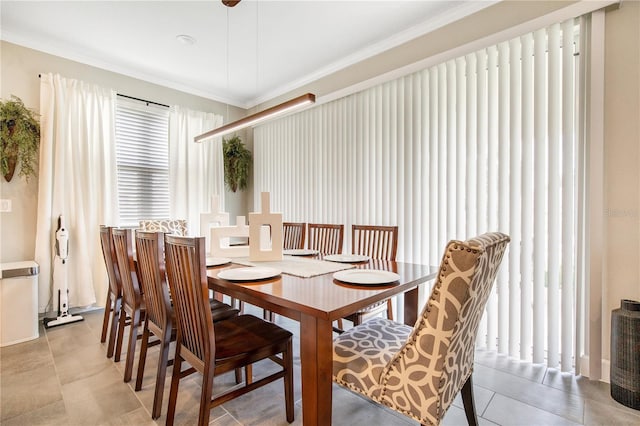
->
[139, 219, 188, 236]
[333, 232, 510, 426]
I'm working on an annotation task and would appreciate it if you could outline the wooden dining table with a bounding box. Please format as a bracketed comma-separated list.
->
[207, 257, 437, 426]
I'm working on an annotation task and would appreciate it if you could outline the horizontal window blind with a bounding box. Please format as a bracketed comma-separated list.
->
[115, 99, 170, 227]
[255, 19, 580, 371]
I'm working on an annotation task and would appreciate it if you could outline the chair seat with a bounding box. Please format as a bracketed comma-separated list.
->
[166, 299, 238, 324]
[209, 299, 240, 322]
[333, 317, 411, 397]
[214, 314, 292, 361]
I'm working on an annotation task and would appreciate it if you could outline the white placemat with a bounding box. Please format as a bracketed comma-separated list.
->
[232, 256, 355, 278]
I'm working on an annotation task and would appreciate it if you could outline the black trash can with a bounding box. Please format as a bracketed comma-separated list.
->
[610, 299, 640, 410]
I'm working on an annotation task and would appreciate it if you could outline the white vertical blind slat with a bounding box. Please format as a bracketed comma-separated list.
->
[533, 28, 548, 364]
[508, 36, 523, 358]
[548, 23, 562, 368]
[561, 18, 577, 371]
[497, 41, 511, 354]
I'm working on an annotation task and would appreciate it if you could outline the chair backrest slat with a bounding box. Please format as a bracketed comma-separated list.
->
[135, 230, 171, 330]
[99, 226, 121, 297]
[283, 222, 306, 250]
[112, 228, 142, 310]
[352, 225, 398, 261]
[308, 223, 344, 255]
[164, 235, 214, 366]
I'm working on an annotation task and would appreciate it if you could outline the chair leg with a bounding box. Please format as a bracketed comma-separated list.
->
[386, 298, 394, 321]
[100, 291, 112, 343]
[461, 374, 479, 426]
[135, 321, 150, 391]
[263, 310, 275, 322]
[114, 305, 127, 362]
[198, 367, 215, 426]
[123, 310, 140, 383]
[352, 312, 363, 326]
[166, 349, 183, 426]
[245, 365, 253, 385]
[106, 298, 121, 358]
[284, 339, 294, 423]
[151, 330, 171, 419]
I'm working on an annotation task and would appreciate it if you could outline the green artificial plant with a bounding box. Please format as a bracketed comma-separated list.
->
[0, 96, 40, 182]
[222, 135, 252, 192]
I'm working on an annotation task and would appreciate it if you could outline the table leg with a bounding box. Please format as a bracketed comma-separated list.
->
[300, 313, 333, 426]
[404, 287, 419, 325]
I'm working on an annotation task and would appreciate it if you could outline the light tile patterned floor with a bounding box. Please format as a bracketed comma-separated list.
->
[1, 307, 639, 425]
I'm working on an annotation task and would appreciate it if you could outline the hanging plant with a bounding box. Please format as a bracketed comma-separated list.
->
[0, 96, 40, 182]
[223, 135, 252, 192]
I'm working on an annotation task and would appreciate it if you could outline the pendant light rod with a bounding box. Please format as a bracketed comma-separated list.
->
[194, 93, 315, 142]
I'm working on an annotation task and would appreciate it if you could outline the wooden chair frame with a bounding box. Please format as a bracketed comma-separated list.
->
[133, 230, 173, 419]
[99, 226, 122, 358]
[341, 225, 399, 329]
[112, 228, 144, 383]
[282, 222, 306, 250]
[164, 235, 294, 426]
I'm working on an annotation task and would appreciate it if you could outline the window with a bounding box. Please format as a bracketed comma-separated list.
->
[115, 97, 170, 227]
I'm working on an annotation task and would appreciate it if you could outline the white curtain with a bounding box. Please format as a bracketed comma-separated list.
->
[35, 73, 119, 313]
[169, 106, 224, 235]
[255, 19, 582, 372]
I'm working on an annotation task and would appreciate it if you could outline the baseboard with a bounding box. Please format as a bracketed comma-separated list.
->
[579, 355, 611, 383]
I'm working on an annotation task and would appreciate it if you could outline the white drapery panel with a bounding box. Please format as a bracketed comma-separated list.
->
[169, 106, 224, 235]
[255, 20, 580, 371]
[35, 73, 119, 313]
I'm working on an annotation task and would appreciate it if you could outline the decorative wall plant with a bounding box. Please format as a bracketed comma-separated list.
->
[222, 135, 252, 192]
[0, 96, 40, 182]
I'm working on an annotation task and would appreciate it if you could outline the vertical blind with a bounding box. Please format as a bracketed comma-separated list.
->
[115, 99, 170, 227]
[255, 19, 580, 371]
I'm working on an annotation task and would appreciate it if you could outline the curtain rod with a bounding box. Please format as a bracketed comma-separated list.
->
[37, 75, 170, 108]
[116, 94, 170, 109]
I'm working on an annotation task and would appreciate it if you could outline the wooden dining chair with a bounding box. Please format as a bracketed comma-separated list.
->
[111, 227, 145, 383]
[338, 225, 399, 329]
[333, 232, 510, 426]
[308, 223, 344, 255]
[164, 235, 294, 426]
[282, 222, 306, 249]
[99, 226, 122, 359]
[134, 230, 241, 419]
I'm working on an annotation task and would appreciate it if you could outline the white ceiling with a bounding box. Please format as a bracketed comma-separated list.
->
[1, 0, 495, 108]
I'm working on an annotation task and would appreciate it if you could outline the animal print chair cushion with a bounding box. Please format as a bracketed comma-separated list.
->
[333, 232, 509, 425]
[139, 219, 188, 236]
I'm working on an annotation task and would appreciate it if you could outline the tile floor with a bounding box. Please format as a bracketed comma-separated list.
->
[1, 306, 639, 425]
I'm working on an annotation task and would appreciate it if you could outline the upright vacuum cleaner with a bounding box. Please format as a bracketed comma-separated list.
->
[44, 215, 84, 328]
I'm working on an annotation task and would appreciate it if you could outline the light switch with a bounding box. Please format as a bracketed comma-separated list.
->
[0, 199, 11, 212]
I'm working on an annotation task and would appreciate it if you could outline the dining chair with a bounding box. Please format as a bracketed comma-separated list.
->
[333, 232, 510, 426]
[139, 219, 188, 235]
[134, 230, 241, 419]
[308, 223, 344, 255]
[99, 226, 122, 359]
[338, 225, 399, 329]
[111, 227, 145, 383]
[164, 235, 294, 426]
[282, 221, 306, 249]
